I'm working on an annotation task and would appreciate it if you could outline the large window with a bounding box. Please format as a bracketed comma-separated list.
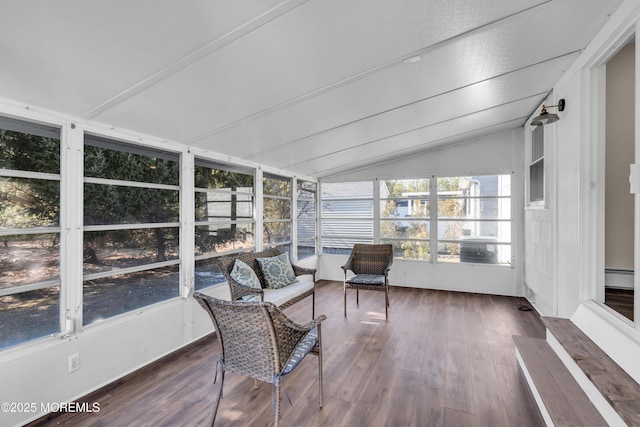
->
[194, 160, 255, 290]
[380, 179, 430, 260]
[321, 181, 373, 254]
[437, 175, 511, 264]
[83, 136, 181, 325]
[320, 176, 512, 264]
[297, 180, 317, 260]
[263, 174, 292, 254]
[0, 117, 61, 350]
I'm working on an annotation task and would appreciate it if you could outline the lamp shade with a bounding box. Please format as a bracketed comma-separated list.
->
[530, 112, 559, 126]
[530, 99, 565, 126]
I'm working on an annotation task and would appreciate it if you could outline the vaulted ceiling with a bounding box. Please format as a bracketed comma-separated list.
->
[0, 0, 623, 178]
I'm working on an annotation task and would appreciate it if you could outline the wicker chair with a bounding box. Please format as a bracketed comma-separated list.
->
[341, 244, 394, 320]
[194, 292, 326, 427]
[216, 247, 317, 318]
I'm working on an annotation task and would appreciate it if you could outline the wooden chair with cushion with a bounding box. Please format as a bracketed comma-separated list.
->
[341, 244, 394, 320]
[194, 292, 326, 427]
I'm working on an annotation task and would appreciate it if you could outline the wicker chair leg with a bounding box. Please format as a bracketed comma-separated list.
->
[356, 289, 359, 306]
[274, 379, 281, 427]
[312, 292, 315, 319]
[253, 378, 259, 389]
[318, 333, 324, 408]
[343, 285, 347, 317]
[385, 288, 389, 321]
[210, 369, 224, 427]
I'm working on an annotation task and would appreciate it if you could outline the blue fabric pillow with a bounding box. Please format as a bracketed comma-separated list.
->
[282, 327, 318, 375]
[230, 259, 262, 289]
[257, 253, 297, 289]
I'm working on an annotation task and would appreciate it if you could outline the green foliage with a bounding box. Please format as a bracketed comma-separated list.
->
[0, 130, 60, 229]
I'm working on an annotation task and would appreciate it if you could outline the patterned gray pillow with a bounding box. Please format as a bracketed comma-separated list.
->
[230, 259, 262, 289]
[257, 253, 297, 289]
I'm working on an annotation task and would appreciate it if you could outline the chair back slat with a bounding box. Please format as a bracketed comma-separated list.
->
[350, 244, 393, 275]
[195, 294, 280, 383]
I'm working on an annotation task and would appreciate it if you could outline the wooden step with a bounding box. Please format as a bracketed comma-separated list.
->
[542, 317, 640, 427]
[514, 335, 607, 427]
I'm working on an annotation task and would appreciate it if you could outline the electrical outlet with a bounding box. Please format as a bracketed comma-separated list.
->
[68, 353, 80, 373]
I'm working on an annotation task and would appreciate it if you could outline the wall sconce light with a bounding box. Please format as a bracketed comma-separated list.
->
[530, 99, 565, 126]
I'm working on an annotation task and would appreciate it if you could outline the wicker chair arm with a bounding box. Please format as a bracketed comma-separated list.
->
[228, 279, 264, 301]
[292, 264, 316, 279]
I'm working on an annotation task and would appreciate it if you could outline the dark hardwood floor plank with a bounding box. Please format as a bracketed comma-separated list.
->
[27, 281, 545, 427]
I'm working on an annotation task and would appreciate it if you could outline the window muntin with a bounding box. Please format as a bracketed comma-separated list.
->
[321, 181, 373, 254]
[380, 179, 430, 260]
[437, 175, 512, 265]
[297, 181, 317, 260]
[0, 119, 61, 350]
[83, 136, 181, 325]
[194, 160, 255, 290]
[263, 174, 292, 250]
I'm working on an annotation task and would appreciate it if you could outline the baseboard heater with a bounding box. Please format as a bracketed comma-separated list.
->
[604, 268, 634, 290]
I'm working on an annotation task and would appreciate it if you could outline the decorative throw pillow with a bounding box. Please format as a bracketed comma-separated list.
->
[230, 259, 262, 289]
[257, 253, 297, 289]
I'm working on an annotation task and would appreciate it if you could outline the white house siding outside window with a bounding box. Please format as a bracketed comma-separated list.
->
[0, 117, 61, 350]
[321, 181, 374, 254]
[263, 173, 292, 255]
[82, 135, 181, 326]
[194, 160, 255, 290]
[321, 175, 512, 265]
[297, 180, 317, 260]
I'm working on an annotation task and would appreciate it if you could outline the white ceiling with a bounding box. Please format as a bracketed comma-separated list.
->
[0, 0, 624, 178]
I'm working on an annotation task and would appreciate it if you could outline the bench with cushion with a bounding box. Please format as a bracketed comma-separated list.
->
[217, 247, 317, 317]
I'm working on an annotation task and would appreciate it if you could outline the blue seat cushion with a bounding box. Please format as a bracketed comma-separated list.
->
[282, 327, 318, 375]
[346, 274, 385, 285]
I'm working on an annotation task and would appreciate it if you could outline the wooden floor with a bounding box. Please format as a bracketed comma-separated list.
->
[28, 281, 546, 427]
[605, 287, 634, 321]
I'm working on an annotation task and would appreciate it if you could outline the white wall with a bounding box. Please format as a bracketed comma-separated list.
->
[321, 128, 525, 297]
[522, 0, 640, 383]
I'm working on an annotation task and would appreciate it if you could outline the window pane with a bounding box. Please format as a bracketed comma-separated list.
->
[84, 183, 179, 225]
[437, 197, 510, 220]
[381, 199, 430, 219]
[381, 219, 430, 239]
[382, 179, 429, 196]
[83, 265, 179, 325]
[0, 233, 60, 290]
[194, 165, 254, 190]
[0, 128, 60, 174]
[438, 242, 511, 265]
[264, 222, 291, 244]
[84, 144, 179, 186]
[195, 192, 252, 222]
[322, 181, 372, 198]
[322, 219, 373, 238]
[263, 198, 291, 220]
[83, 228, 179, 275]
[195, 258, 227, 290]
[438, 220, 510, 242]
[321, 199, 373, 218]
[263, 175, 291, 197]
[0, 285, 59, 350]
[1, 178, 60, 228]
[322, 238, 373, 254]
[195, 223, 255, 255]
[297, 242, 315, 260]
[381, 239, 430, 260]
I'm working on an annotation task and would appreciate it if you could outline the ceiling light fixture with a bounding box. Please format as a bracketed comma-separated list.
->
[530, 99, 565, 126]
